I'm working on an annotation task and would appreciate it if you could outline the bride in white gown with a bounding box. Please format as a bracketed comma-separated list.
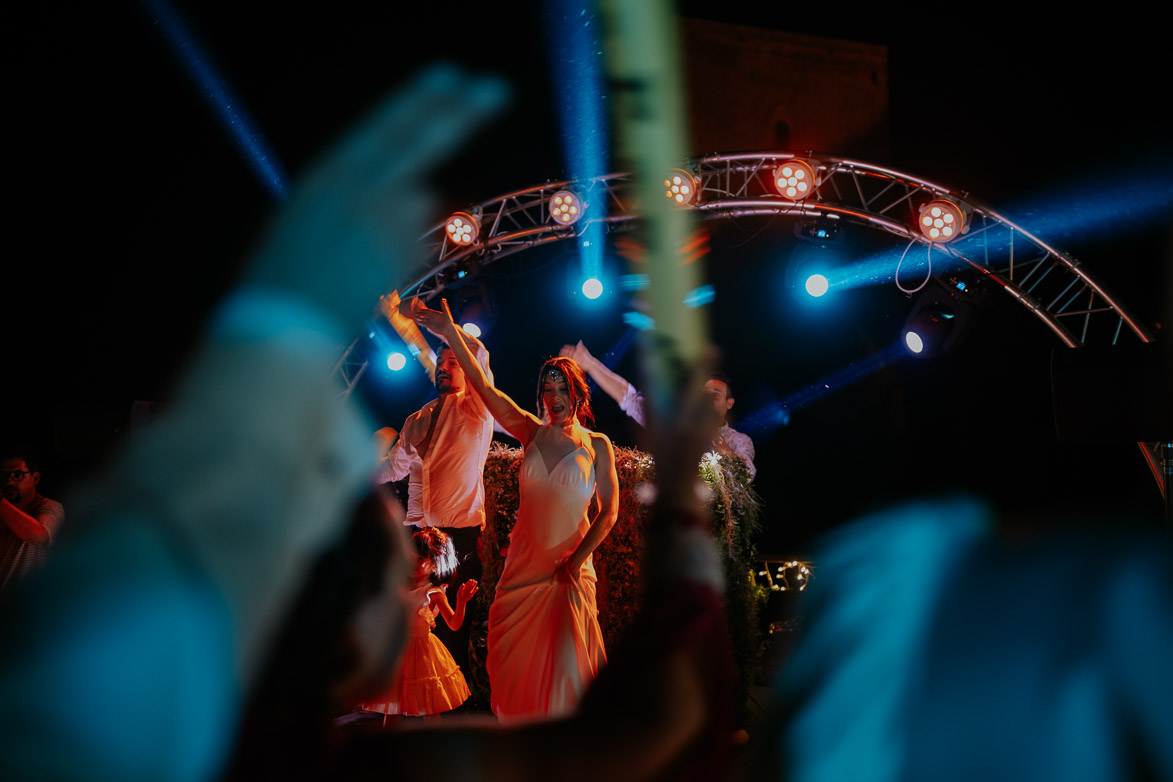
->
[416, 301, 619, 722]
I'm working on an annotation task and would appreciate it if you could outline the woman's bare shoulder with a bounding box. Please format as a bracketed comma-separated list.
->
[586, 429, 615, 457]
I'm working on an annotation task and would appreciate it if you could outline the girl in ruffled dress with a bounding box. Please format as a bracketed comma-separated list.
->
[361, 527, 478, 722]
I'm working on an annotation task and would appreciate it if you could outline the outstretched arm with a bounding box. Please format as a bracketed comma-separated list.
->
[561, 341, 628, 405]
[556, 433, 620, 582]
[415, 301, 540, 445]
[561, 341, 647, 427]
[433, 579, 479, 631]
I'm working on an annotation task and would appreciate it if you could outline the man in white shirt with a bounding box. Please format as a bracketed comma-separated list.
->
[385, 335, 494, 669]
[703, 372, 756, 480]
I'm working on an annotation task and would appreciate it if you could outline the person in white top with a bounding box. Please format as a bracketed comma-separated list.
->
[383, 333, 494, 671]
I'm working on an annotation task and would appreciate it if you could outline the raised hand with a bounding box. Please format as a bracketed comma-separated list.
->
[571, 340, 593, 365]
[558, 341, 589, 364]
[456, 578, 479, 605]
[412, 301, 454, 337]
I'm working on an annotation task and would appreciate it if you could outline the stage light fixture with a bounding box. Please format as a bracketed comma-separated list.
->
[582, 277, 604, 299]
[664, 169, 698, 205]
[445, 212, 479, 246]
[786, 231, 845, 303]
[917, 199, 967, 243]
[440, 258, 477, 287]
[453, 283, 497, 337]
[549, 190, 583, 225]
[797, 216, 839, 243]
[804, 273, 830, 298]
[387, 351, 407, 371]
[901, 280, 977, 358]
[774, 159, 816, 200]
[901, 309, 952, 357]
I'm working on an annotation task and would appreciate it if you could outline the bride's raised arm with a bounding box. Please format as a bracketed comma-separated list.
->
[415, 300, 541, 447]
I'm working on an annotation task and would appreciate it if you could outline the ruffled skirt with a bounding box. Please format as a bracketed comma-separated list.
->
[362, 633, 470, 716]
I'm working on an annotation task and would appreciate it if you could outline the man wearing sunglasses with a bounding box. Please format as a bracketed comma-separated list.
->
[1, 451, 64, 592]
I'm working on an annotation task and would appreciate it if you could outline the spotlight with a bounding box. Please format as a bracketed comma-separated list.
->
[901, 309, 952, 357]
[917, 198, 968, 243]
[387, 352, 407, 371]
[453, 283, 497, 336]
[901, 280, 977, 357]
[461, 322, 482, 339]
[445, 212, 479, 246]
[549, 190, 584, 225]
[664, 169, 698, 205]
[773, 159, 816, 200]
[582, 277, 604, 299]
[787, 234, 846, 302]
[804, 273, 830, 298]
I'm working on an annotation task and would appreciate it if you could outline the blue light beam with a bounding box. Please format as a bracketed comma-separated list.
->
[740, 342, 907, 435]
[543, 0, 609, 280]
[143, 0, 288, 201]
[828, 160, 1173, 293]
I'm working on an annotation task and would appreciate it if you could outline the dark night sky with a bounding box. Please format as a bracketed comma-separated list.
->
[7, 1, 1172, 550]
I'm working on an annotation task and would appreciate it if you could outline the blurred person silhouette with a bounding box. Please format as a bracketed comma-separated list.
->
[0, 65, 508, 782]
[0, 448, 64, 593]
[753, 498, 1173, 782]
[224, 486, 415, 781]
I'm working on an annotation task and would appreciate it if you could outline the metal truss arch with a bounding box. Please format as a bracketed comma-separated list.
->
[406, 152, 1153, 350]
